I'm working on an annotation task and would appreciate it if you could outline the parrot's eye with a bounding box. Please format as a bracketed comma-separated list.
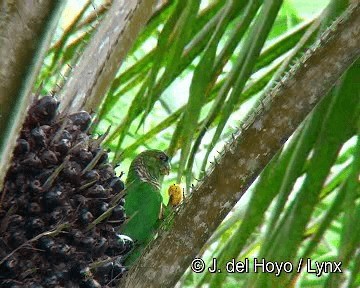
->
[159, 153, 168, 162]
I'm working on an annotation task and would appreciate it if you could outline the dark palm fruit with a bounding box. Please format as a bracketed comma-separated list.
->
[7, 231, 26, 248]
[91, 147, 108, 164]
[50, 271, 67, 285]
[60, 129, 73, 141]
[43, 274, 60, 286]
[98, 163, 114, 180]
[79, 266, 91, 279]
[86, 184, 107, 198]
[31, 217, 45, 229]
[118, 198, 125, 206]
[94, 262, 113, 283]
[31, 127, 47, 147]
[39, 125, 52, 135]
[112, 262, 127, 277]
[15, 194, 29, 209]
[43, 187, 64, 210]
[68, 111, 91, 132]
[16, 178, 29, 194]
[79, 209, 94, 225]
[54, 138, 71, 154]
[104, 261, 115, 272]
[49, 208, 63, 224]
[14, 139, 30, 154]
[0, 258, 18, 277]
[69, 140, 88, 156]
[68, 263, 83, 280]
[80, 279, 102, 288]
[28, 202, 42, 215]
[81, 237, 95, 251]
[0, 96, 128, 287]
[15, 173, 27, 186]
[29, 179, 42, 193]
[62, 202, 73, 216]
[63, 161, 82, 183]
[28, 96, 59, 125]
[40, 150, 58, 166]
[92, 237, 108, 257]
[77, 132, 89, 141]
[54, 244, 72, 260]
[78, 149, 93, 166]
[70, 229, 84, 245]
[21, 153, 42, 168]
[99, 151, 108, 164]
[7, 214, 24, 229]
[110, 205, 126, 222]
[90, 201, 109, 217]
[37, 237, 55, 252]
[82, 170, 100, 182]
[26, 218, 45, 237]
[72, 194, 87, 206]
[99, 201, 109, 213]
[107, 177, 125, 194]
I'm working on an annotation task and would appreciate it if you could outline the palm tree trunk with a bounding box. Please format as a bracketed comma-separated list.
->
[59, 0, 157, 114]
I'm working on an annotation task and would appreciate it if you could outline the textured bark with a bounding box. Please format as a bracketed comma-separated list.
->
[59, 0, 157, 114]
[121, 4, 360, 288]
[0, 1, 65, 191]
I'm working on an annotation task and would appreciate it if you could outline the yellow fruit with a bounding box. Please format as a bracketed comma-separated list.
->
[168, 183, 183, 207]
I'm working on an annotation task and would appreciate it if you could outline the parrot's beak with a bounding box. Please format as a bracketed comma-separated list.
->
[161, 162, 171, 175]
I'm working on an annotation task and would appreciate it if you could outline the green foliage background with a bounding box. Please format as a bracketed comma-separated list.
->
[32, 0, 359, 287]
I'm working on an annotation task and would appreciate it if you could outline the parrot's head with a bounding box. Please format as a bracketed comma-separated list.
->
[130, 150, 171, 184]
[142, 149, 171, 176]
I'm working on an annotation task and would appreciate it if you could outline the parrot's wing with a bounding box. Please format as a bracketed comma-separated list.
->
[122, 182, 162, 244]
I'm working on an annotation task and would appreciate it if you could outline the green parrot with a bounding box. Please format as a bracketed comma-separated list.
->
[121, 149, 171, 265]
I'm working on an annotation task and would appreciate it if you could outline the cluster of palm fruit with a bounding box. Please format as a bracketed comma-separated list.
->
[0, 96, 133, 287]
